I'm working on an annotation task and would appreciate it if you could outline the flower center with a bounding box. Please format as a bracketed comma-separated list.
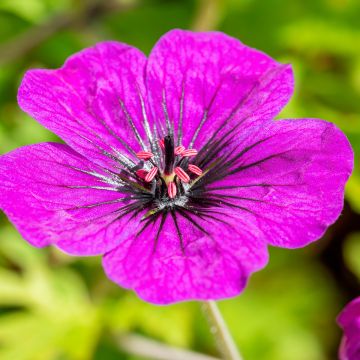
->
[134, 135, 203, 201]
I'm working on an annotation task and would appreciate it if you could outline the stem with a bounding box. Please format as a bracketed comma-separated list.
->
[117, 333, 220, 360]
[191, 0, 225, 31]
[202, 301, 243, 360]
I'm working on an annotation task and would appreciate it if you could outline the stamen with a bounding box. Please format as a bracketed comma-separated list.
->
[136, 151, 154, 160]
[132, 135, 203, 204]
[188, 164, 203, 176]
[136, 169, 148, 179]
[182, 149, 198, 157]
[168, 181, 177, 198]
[145, 167, 158, 182]
[174, 145, 185, 155]
[174, 167, 190, 183]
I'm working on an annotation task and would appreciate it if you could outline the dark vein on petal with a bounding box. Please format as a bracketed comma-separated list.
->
[76, 132, 135, 172]
[65, 196, 148, 210]
[188, 209, 234, 229]
[228, 151, 292, 175]
[189, 77, 225, 148]
[54, 184, 119, 191]
[153, 212, 167, 254]
[177, 79, 185, 146]
[135, 82, 153, 145]
[175, 208, 210, 236]
[207, 183, 302, 191]
[151, 126, 162, 168]
[136, 211, 161, 238]
[86, 105, 137, 157]
[161, 89, 173, 136]
[189, 109, 208, 149]
[119, 98, 146, 150]
[196, 193, 264, 202]
[170, 210, 185, 254]
[198, 65, 288, 153]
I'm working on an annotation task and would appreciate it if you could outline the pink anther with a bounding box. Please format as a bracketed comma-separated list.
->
[145, 167, 158, 182]
[174, 167, 190, 183]
[167, 181, 177, 199]
[182, 149, 198, 157]
[136, 151, 154, 160]
[174, 145, 185, 155]
[135, 169, 148, 179]
[188, 164, 203, 176]
[159, 139, 165, 150]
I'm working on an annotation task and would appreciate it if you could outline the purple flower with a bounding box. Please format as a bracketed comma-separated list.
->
[338, 297, 360, 360]
[0, 30, 353, 304]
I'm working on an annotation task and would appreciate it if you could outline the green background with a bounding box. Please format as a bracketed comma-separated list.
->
[0, 0, 359, 359]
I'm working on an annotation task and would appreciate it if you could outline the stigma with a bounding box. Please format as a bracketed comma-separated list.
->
[134, 135, 203, 200]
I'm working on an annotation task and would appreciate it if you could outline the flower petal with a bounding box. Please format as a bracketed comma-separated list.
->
[0, 143, 138, 255]
[338, 297, 360, 329]
[199, 119, 353, 248]
[102, 210, 268, 304]
[146, 29, 293, 148]
[18, 42, 150, 170]
[338, 297, 360, 360]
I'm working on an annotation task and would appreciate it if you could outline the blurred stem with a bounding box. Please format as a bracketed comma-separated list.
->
[202, 301, 243, 360]
[117, 333, 220, 360]
[0, 0, 136, 66]
[192, 0, 225, 31]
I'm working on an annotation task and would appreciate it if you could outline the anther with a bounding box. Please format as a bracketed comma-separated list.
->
[174, 167, 190, 183]
[135, 169, 148, 179]
[182, 149, 198, 157]
[159, 139, 165, 150]
[188, 164, 203, 176]
[167, 181, 177, 199]
[174, 145, 185, 155]
[136, 151, 153, 160]
[145, 167, 158, 182]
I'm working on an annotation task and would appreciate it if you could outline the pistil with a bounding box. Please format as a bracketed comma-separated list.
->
[164, 135, 175, 175]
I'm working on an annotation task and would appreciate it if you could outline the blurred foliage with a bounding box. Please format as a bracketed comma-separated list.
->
[343, 232, 360, 280]
[0, 0, 359, 359]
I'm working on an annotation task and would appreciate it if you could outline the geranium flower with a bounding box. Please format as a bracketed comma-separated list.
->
[338, 297, 360, 360]
[0, 30, 353, 304]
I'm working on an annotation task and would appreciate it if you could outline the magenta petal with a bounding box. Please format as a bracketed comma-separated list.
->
[0, 143, 137, 255]
[103, 210, 268, 304]
[146, 29, 294, 148]
[18, 42, 149, 170]
[205, 119, 353, 248]
[338, 297, 360, 360]
[339, 298, 360, 328]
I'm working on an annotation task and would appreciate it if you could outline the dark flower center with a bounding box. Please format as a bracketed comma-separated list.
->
[134, 134, 203, 205]
[103, 114, 246, 250]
